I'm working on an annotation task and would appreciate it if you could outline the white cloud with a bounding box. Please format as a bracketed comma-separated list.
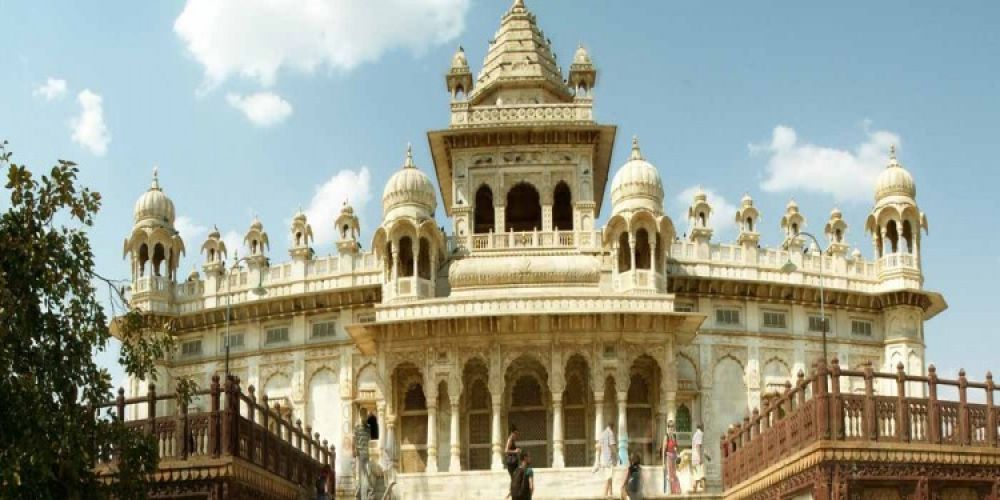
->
[175, 216, 209, 249]
[304, 167, 372, 246]
[751, 123, 899, 202]
[69, 90, 111, 156]
[33, 77, 67, 100]
[226, 92, 293, 127]
[222, 230, 243, 260]
[675, 186, 738, 239]
[174, 0, 471, 90]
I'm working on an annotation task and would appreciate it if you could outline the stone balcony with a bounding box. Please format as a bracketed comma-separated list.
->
[465, 229, 600, 253]
[721, 361, 1000, 500]
[95, 376, 335, 499]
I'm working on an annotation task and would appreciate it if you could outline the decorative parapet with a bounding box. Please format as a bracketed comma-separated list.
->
[450, 102, 594, 128]
[375, 294, 678, 323]
[465, 229, 600, 252]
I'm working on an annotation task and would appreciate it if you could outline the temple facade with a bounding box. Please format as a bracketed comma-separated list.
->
[120, 1, 945, 497]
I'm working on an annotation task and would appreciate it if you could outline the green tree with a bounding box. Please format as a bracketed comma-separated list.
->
[0, 141, 176, 498]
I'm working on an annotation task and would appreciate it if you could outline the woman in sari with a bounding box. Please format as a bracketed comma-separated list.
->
[661, 432, 681, 494]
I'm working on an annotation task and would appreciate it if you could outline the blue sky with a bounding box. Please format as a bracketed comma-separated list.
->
[3, 0, 998, 387]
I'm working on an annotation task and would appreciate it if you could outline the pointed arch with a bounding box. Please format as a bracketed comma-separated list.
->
[505, 182, 541, 232]
[473, 184, 495, 234]
[552, 181, 573, 230]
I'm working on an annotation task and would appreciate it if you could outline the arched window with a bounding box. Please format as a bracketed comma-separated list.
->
[384, 241, 394, 277]
[746, 217, 754, 232]
[885, 220, 899, 254]
[138, 243, 149, 277]
[835, 228, 843, 243]
[417, 237, 431, 279]
[654, 234, 663, 273]
[505, 183, 541, 232]
[635, 229, 651, 270]
[152, 243, 165, 277]
[473, 185, 495, 234]
[552, 182, 573, 231]
[295, 232, 302, 246]
[675, 404, 692, 433]
[366, 413, 379, 440]
[208, 248, 216, 262]
[618, 232, 631, 271]
[791, 223, 799, 235]
[398, 237, 414, 278]
[901, 220, 914, 253]
[698, 212, 707, 228]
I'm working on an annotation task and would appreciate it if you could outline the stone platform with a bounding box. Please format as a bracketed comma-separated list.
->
[392, 466, 720, 499]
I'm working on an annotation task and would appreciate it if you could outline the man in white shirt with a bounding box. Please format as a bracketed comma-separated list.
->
[691, 424, 705, 493]
[595, 423, 616, 498]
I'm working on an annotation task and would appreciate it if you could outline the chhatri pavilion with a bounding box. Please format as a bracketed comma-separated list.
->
[119, 1, 944, 497]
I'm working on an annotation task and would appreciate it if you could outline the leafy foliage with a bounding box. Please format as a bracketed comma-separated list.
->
[0, 141, 177, 498]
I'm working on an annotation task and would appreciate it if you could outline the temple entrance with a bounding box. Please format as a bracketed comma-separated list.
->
[628, 355, 661, 464]
[394, 363, 428, 472]
[505, 355, 550, 467]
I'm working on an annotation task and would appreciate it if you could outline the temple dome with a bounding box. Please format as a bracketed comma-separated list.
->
[451, 46, 469, 70]
[610, 137, 663, 214]
[875, 145, 916, 202]
[382, 144, 437, 220]
[133, 167, 175, 225]
[573, 45, 591, 65]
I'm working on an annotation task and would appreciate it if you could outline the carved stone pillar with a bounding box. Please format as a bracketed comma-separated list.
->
[491, 395, 503, 470]
[617, 391, 628, 463]
[426, 403, 438, 473]
[552, 393, 565, 468]
[449, 398, 461, 472]
[593, 391, 604, 463]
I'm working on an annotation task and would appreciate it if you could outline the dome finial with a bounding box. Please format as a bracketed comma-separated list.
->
[151, 165, 160, 190]
[404, 143, 415, 169]
[630, 136, 643, 161]
[887, 144, 901, 168]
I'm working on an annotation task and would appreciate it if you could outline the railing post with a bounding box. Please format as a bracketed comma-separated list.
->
[959, 369, 970, 446]
[296, 419, 304, 452]
[248, 385, 257, 464]
[815, 361, 830, 440]
[863, 362, 876, 441]
[928, 365, 940, 444]
[896, 362, 909, 443]
[987, 372, 997, 448]
[116, 388, 126, 421]
[261, 394, 270, 470]
[221, 376, 234, 456]
[147, 383, 157, 437]
[313, 432, 321, 461]
[210, 375, 221, 456]
[322, 439, 329, 465]
[177, 387, 189, 459]
[830, 358, 843, 439]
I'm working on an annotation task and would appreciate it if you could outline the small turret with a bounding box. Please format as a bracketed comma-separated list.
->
[687, 187, 713, 244]
[568, 44, 596, 98]
[735, 193, 760, 247]
[243, 216, 269, 269]
[289, 209, 313, 261]
[780, 199, 806, 250]
[200, 225, 227, 275]
[446, 46, 473, 101]
[824, 208, 849, 256]
[336, 201, 361, 255]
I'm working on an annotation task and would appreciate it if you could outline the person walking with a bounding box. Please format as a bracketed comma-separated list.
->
[621, 452, 642, 500]
[315, 466, 332, 500]
[691, 424, 706, 493]
[661, 432, 680, 494]
[595, 422, 617, 499]
[510, 451, 535, 500]
[505, 425, 522, 477]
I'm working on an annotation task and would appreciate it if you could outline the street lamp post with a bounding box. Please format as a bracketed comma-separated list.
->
[223, 253, 268, 378]
[780, 231, 828, 366]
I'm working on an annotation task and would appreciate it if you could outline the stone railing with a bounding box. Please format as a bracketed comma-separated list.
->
[96, 375, 335, 491]
[133, 276, 172, 294]
[466, 229, 600, 252]
[449, 102, 594, 127]
[721, 361, 999, 491]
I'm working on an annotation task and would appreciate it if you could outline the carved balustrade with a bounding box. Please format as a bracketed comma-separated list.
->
[96, 375, 336, 491]
[721, 361, 999, 491]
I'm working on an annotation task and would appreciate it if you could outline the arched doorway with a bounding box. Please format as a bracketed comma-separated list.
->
[474, 185, 495, 234]
[394, 363, 427, 472]
[628, 355, 661, 464]
[562, 354, 592, 466]
[505, 355, 550, 467]
[552, 182, 573, 231]
[505, 183, 542, 232]
[463, 358, 491, 470]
